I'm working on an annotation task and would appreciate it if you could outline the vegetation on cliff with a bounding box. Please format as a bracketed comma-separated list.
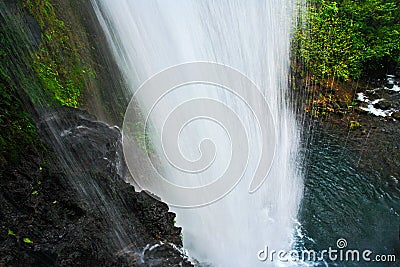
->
[295, 0, 400, 81]
[0, 3, 43, 164]
[0, 0, 96, 163]
[23, 0, 95, 108]
[293, 0, 400, 123]
[1, 2, 189, 265]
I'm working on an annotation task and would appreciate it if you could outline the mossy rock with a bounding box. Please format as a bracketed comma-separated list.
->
[392, 112, 400, 120]
[349, 120, 361, 130]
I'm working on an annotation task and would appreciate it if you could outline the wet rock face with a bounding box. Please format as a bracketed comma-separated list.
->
[374, 100, 392, 110]
[2, 0, 42, 49]
[117, 241, 194, 267]
[356, 75, 400, 118]
[38, 107, 125, 176]
[0, 107, 193, 266]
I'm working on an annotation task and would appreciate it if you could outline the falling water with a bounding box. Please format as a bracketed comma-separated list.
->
[91, 1, 304, 266]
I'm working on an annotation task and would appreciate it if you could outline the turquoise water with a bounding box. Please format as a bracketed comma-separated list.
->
[298, 123, 400, 266]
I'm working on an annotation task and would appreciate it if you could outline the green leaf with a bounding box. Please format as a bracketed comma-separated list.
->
[23, 237, 33, 244]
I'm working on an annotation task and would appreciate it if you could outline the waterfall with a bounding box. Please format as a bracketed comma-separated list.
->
[91, 1, 304, 266]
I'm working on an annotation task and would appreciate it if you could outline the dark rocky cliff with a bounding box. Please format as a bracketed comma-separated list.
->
[0, 1, 193, 266]
[1, 108, 192, 266]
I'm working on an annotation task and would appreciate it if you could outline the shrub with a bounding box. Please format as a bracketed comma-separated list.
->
[295, 0, 400, 80]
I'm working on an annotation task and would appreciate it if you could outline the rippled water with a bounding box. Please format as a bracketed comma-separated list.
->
[298, 123, 400, 266]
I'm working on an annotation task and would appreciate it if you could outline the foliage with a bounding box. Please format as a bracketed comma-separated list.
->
[0, 8, 43, 163]
[295, 0, 400, 80]
[23, 0, 95, 107]
[7, 229, 15, 236]
[1, 0, 96, 162]
[0, 91, 39, 162]
[132, 121, 154, 153]
[23, 237, 33, 244]
[349, 120, 361, 130]
[0, 80, 39, 162]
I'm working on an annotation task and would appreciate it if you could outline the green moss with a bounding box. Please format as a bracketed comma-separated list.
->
[7, 229, 15, 236]
[1, 0, 100, 164]
[0, 13, 43, 163]
[23, 0, 95, 108]
[126, 121, 154, 153]
[349, 120, 361, 130]
[23, 237, 33, 244]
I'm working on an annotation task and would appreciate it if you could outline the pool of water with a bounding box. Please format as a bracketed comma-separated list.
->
[298, 122, 400, 266]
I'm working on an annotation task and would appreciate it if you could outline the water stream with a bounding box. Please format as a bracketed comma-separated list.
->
[91, 1, 303, 266]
